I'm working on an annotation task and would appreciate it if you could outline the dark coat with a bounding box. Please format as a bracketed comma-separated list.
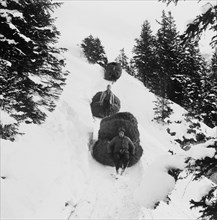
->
[107, 136, 135, 155]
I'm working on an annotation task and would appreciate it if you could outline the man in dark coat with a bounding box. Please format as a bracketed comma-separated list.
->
[99, 84, 115, 117]
[108, 127, 135, 175]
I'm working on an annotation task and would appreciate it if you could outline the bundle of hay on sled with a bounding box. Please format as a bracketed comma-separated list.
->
[92, 112, 143, 167]
[104, 62, 122, 82]
[90, 91, 121, 118]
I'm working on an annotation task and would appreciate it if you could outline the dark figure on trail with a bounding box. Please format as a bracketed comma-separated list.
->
[108, 127, 135, 175]
[99, 84, 115, 117]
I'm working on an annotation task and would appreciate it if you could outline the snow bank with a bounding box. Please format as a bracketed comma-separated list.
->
[1, 47, 97, 219]
[135, 155, 187, 208]
[1, 103, 91, 219]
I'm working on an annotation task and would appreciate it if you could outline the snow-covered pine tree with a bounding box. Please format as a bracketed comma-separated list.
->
[80, 35, 108, 67]
[175, 41, 201, 104]
[115, 48, 135, 76]
[178, 41, 215, 127]
[198, 69, 217, 128]
[115, 48, 129, 70]
[182, 50, 206, 113]
[202, 48, 217, 127]
[128, 59, 136, 77]
[156, 11, 183, 104]
[153, 94, 173, 124]
[132, 20, 158, 89]
[0, 0, 68, 140]
[157, 2, 216, 128]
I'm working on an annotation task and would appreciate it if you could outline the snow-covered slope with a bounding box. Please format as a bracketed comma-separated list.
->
[1, 46, 216, 220]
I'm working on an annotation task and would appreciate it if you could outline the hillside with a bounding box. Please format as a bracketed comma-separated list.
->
[1, 46, 216, 219]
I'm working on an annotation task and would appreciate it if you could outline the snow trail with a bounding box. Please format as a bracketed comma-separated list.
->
[68, 154, 144, 220]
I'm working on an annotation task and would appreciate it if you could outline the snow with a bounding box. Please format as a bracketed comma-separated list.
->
[200, 2, 213, 14]
[135, 155, 187, 209]
[0, 58, 12, 67]
[27, 74, 44, 85]
[1, 46, 217, 219]
[0, 9, 23, 19]
[0, 34, 17, 45]
[210, 126, 217, 138]
[0, 9, 32, 44]
[0, 0, 7, 7]
[34, 26, 54, 31]
[0, 111, 16, 125]
[0, 0, 20, 7]
[188, 139, 216, 160]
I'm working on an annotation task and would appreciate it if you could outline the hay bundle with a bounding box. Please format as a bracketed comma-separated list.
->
[92, 112, 143, 167]
[104, 62, 122, 81]
[98, 112, 139, 142]
[90, 91, 120, 118]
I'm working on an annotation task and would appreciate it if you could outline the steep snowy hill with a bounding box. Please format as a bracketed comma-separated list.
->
[1, 46, 216, 220]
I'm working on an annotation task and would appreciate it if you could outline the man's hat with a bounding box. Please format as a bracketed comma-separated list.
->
[118, 127, 125, 133]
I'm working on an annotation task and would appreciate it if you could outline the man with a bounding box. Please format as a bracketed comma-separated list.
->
[99, 84, 115, 117]
[107, 127, 135, 175]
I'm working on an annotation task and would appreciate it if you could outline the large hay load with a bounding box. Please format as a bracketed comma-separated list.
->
[104, 62, 122, 81]
[90, 91, 121, 118]
[92, 112, 143, 166]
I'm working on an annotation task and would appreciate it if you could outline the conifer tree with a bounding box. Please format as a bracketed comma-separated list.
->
[153, 95, 173, 124]
[133, 20, 158, 89]
[115, 48, 129, 70]
[200, 48, 217, 127]
[180, 43, 208, 110]
[0, 0, 68, 140]
[128, 59, 136, 77]
[157, 1, 216, 128]
[178, 42, 216, 127]
[115, 48, 134, 75]
[80, 35, 108, 67]
[156, 11, 183, 104]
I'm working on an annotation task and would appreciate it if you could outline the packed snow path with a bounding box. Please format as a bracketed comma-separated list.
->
[68, 116, 144, 219]
[68, 156, 144, 220]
